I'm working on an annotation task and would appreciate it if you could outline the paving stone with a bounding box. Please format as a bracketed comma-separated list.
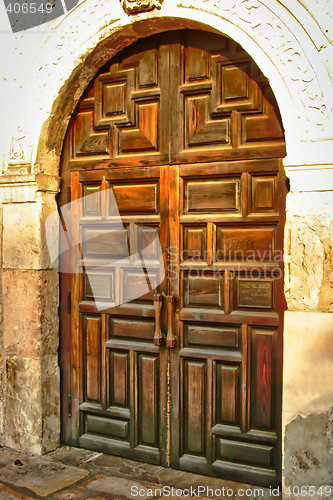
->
[53, 488, 87, 499]
[47, 446, 101, 467]
[80, 475, 155, 499]
[0, 449, 28, 468]
[85, 454, 163, 485]
[0, 483, 35, 500]
[0, 454, 89, 497]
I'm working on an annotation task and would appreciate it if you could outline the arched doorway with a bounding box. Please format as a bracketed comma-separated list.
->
[59, 29, 287, 488]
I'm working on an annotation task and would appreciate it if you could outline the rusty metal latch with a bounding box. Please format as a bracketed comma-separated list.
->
[165, 293, 177, 348]
[153, 293, 163, 346]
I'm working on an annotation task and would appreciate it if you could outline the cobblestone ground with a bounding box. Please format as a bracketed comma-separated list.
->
[0, 447, 276, 500]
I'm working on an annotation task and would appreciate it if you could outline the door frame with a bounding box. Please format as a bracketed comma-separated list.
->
[58, 26, 287, 488]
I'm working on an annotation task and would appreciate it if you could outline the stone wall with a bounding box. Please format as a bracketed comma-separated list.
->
[0, 177, 60, 454]
[0, 0, 333, 493]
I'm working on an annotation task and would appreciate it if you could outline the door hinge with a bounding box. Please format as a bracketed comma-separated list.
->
[68, 395, 72, 417]
[67, 291, 71, 314]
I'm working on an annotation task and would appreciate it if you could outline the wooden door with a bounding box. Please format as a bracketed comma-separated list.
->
[59, 30, 286, 487]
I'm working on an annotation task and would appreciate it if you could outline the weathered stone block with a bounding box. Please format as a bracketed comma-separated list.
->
[3, 202, 47, 269]
[6, 354, 60, 454]
[3, 269, 59, 357]
[6, 355, 42, 454]
[2, 196, 58, 270]
[284, 192, 333, 312]
[41, 354, 60, 453]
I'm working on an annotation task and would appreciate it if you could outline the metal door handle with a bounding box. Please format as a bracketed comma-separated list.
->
[165, 294, 177, 348]
[153, 293, 163, 346]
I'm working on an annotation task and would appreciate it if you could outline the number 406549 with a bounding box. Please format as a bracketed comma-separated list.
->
[6, 3, 53, 14]
[285, 486, 332, 497]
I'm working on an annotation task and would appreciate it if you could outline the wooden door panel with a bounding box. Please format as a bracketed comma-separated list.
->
[184, 324, 240, 350]
[171, 155, 285, 487]
[183, 272, 224, 309]
[67, 166, 168, 465]
[215, 363, 241, 427]
[111, 183, 159, 214]
[68, 36, 170, 169]
[138, 353, 160, 448]
[250, 328, 277, 431]
[82, 315, 103, 405]
[183, 359, 206, 456]
[184, 178, 241, 214]
[109, 350, 129, 407]
[170, 31, 286, 164]
[215, 226, 277, 261]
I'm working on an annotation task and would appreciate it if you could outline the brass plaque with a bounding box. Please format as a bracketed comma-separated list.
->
[238, 280, 273, 309]
[85, 274, 113, 300]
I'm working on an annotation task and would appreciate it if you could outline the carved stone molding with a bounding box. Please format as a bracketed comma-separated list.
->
[120, 0, 164, 15]
[8, 126, 32, 167]
[178, 0, 333, 140]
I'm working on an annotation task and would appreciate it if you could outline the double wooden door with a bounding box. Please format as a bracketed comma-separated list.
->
[59, 30, 286, 488]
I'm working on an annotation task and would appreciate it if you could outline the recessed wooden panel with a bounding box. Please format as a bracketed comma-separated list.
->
[185, 179, 239, 213]
[185, 46, 209, 81]
[251, 175, 277, 213]
[123, 270, 158, 302]
[237, 280, 273, 309]
[83, 185, 101, 216]
[186, 96, 229, 147]
[138, 354, 159, 447]
[103, 82, 126, 117]
[216, 227, 275, 261]
[183, 226, 207, 261]
[94, 68, 134, 129]
[251, 329, 275, 430]
[138, 226, 160, 260]
[73, 111, 109, 157]
[110, 351, 129, 408]
[218, 439, 273, 467]
[86, 415, 128, 439]
[216, 364, 240, 426]
[110, 317, 154, 341]
[121, 102, 159, 153]
[83, 227, 129, 259]
[139, 49, 158, 88]
[111, 183, 158, 214]
[223, 65, 250, 102]
[184, 274, 223, 308]
[184, 360, 206, 455]
[83, 315, 102, 403]
[184, 324, 239, 348]
[244, 85, 284, 143]
[85, 273, 114, 301]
